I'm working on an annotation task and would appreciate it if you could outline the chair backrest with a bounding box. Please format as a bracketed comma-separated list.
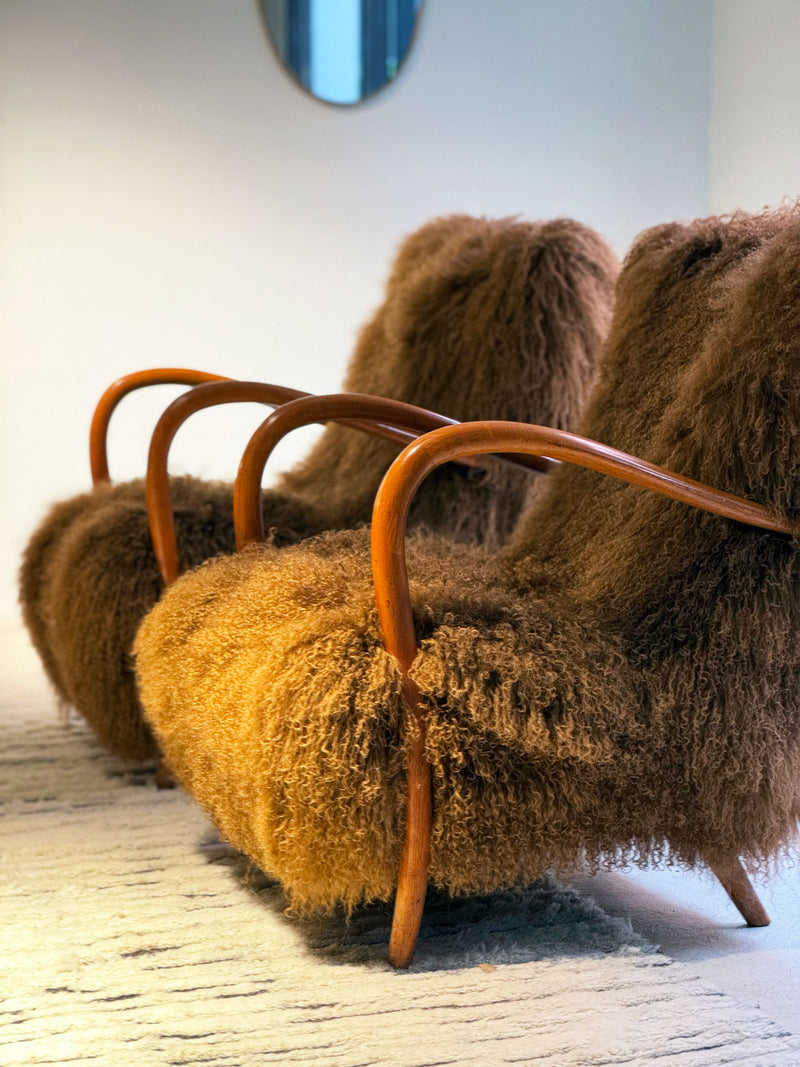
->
[279, 214, 619, 547]
[505, 208, 796, 600]
[590, 215, 800, 639]
[505, 206, 800, 865]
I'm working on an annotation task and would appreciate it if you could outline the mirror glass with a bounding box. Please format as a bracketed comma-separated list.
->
[261, 0, 423, 106]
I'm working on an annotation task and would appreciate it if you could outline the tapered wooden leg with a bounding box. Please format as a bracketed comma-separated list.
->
[388, 677, 433, 969]
[710, 857, 770, 927]
[154, 756, 177, 790]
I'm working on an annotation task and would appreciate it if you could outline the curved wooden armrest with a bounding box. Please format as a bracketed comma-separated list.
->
[372, 421, 795, 672]
[371, 421, 794, 969]
[234, 393, 467, 549]
[146, 381, 451, 585]
[89, 368, 232, 485]
[146, 380, 309, 585]
[234, 396, 555, 551]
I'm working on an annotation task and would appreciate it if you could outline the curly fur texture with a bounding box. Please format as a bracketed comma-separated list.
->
[135, 206, 800, 911]
[42, 479, 318, 758]
[135, 531, 635, 908]
[19, 482, 143, 706]
[21, 213, 618, 759]
[280, 214, 618, 541]
[504, 206, 795, 595]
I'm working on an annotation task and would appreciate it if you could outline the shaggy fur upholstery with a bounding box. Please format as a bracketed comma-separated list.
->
[19, 482, 141, 706]
[135, 206, 800, 911]
[280, 214, 616, 539]
[21, 214, 618, 759]
[44, 480, 318, 758]
[134, 531, 636, 907]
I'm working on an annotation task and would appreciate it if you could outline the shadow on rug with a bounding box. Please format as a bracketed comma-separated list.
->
[212, 837, 651, 970]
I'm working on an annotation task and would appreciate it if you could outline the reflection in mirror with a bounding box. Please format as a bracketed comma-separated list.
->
[261, 0, 423, 106]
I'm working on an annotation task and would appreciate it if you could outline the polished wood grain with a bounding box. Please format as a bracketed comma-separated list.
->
[371, 421, 792, 967]
[235, 393, 458, 549]
[145, 381, 506, 583]
[387, 674, 432, 969]
[234, 394, 552, 550]
[710, 858, 771, 927]
[93, 370, 433, 498]
[89, 368, 232, 485]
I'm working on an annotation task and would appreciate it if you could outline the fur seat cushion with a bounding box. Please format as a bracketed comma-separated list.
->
[134, 529, 636, 909]
[21, 215, 618, 758]
[135, 206, 800, 908]
[42, 479, 320, 758]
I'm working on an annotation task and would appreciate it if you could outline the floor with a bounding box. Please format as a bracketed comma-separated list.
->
[3, 617, 799, 1041]
[569, 839, 800, 1035]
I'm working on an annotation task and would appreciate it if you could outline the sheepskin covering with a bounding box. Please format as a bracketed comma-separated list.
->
[20, 214, 618, 759]
[135, 206, 800, 912]
[37, 479, 318, 758]
[279, 214, 617, 538]
[135, 532, 636, 908]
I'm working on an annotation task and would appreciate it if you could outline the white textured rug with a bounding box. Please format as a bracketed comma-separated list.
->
[1, 622, 798, 1066]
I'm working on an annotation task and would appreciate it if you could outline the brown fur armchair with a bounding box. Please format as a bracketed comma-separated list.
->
[134, 206, 800, 966]
[20, 214, 617, 761]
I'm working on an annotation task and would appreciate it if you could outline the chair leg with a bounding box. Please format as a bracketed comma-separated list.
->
[154, 756, 177, 790]
[709, 856, 770, 927]
[388, 677, 433, 969]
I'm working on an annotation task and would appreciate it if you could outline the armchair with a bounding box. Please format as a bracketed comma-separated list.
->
[134, 206, 800, 965]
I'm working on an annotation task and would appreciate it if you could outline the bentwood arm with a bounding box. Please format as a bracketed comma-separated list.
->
[146, 383, 483, 585]
[89, 368, 233, 484]
[370, 420, 791, 968]
[233, 394, 553, 549]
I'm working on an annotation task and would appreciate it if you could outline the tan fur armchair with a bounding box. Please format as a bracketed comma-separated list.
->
[135, 206, 800, 966]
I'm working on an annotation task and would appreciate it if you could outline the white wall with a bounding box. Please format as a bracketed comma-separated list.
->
[0, 0, 712, 617]
[712, 0, 800, 213]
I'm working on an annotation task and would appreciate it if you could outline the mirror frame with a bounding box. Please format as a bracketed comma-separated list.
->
[258, 0, 425, 108]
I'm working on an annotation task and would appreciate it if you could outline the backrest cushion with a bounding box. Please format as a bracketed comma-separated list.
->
[279, 214, 618, 547]
[505, 208, 794, 595]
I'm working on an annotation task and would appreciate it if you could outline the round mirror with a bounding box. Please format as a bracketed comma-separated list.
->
[260, 0, 423, 106]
